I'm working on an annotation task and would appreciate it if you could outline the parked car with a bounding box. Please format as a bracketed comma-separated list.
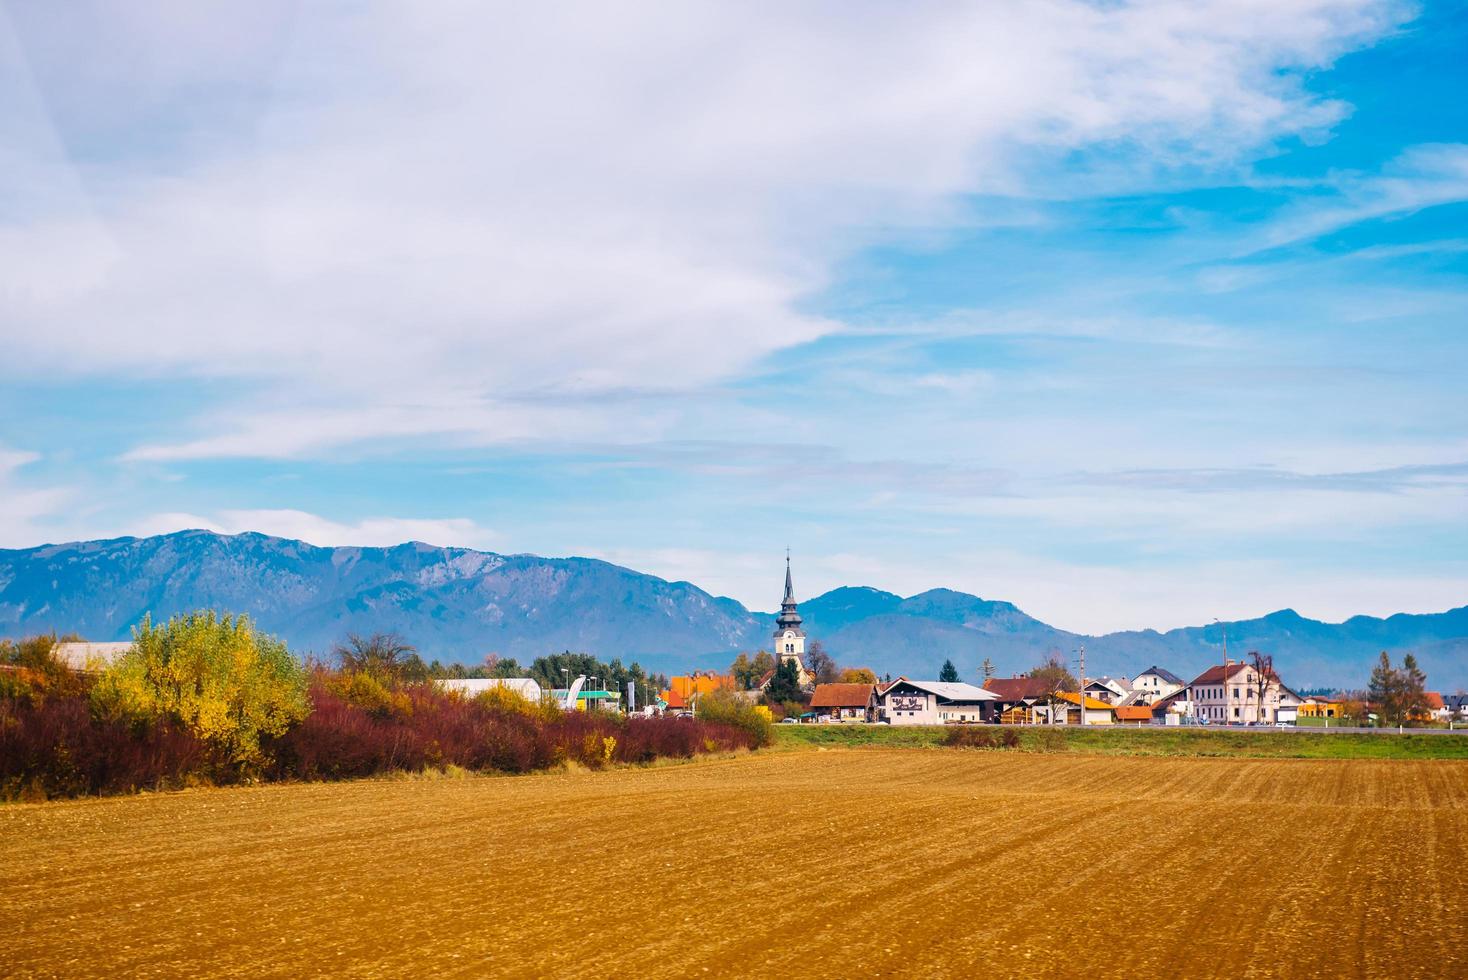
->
[779, 717, 799, 724]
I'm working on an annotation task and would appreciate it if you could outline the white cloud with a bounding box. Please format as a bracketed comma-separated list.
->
[0, 447, 74, 548]
[129, 509, 499, 550]
[0, 0, 1413, 459]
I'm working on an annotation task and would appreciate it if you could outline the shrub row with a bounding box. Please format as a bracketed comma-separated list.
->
[943, 726, 1023, 750]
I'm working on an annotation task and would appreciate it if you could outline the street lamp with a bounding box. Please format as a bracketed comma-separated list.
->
[1214, 619, 1230, 726]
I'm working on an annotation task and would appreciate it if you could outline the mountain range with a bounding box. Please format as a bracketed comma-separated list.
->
[1, 530, 1465, 689]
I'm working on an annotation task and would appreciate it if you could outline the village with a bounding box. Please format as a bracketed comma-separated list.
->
[434, 558, 1468, 731]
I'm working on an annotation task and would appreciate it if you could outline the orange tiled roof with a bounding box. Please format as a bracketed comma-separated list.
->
[810, 683, 875, 708]
[1114, 706, 1153, 721]
[1056, 691, 1116, 711]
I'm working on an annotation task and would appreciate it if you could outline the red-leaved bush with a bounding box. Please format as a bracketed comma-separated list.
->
[0, 695, 213, 799]
[2, 652, 762, 800]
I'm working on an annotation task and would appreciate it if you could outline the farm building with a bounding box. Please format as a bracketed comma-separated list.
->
[1053, 691, 1116, 725]
[436, 678, 543, 701]
[809, 683, 876, 722]
[984, 676, 1054, 724]
[876, 678, 998, 725]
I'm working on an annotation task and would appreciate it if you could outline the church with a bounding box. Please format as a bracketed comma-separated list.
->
[758, 555, 816, 691]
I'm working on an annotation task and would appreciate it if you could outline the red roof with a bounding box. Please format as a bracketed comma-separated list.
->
[810, 683, 875, 708]
[1189, 663, 1252, 686]
[663, 689, 690, 710]
[1425, 692, 1445, 710]
[1115, 706, 1153, 722]
[983, 677, 1052, 700]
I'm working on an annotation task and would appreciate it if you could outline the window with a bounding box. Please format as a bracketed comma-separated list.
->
[1233, 706, 1240, 718]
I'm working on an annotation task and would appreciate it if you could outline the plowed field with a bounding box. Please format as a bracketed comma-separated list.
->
[4, 750, 1465, 977]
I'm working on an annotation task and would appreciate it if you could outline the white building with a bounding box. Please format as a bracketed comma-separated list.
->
[876, 678, 999, 725]
[1187, 662, 1301, 725]
[436, 677, 543, 701]
[1084, 676, 1133, 704]
[1131, 666, 1185, 702]
[51, 641, 132, 671]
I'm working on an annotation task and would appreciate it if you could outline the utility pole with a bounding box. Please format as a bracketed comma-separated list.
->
[1077, 643, 1086, 727]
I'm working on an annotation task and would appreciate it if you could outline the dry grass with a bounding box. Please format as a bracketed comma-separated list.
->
[3, 750, 1465, 977]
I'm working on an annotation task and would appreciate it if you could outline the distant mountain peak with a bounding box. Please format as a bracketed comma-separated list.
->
[1, 530, 1464, 687]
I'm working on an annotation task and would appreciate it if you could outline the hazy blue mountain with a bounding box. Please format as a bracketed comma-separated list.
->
[1, 530, 1464, 688]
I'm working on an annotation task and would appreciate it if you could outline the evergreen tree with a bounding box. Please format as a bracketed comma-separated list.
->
[764, 657, 804, 704]
[1368, 651, 1403, 727]
[939, 659, 959, 683]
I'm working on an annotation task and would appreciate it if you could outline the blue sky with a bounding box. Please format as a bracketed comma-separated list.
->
[2, 1, 1466, 631]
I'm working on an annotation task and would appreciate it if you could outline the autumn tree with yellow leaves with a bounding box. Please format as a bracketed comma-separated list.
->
[92, 611, 309, 771]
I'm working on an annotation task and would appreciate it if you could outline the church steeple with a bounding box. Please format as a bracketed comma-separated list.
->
[775, 551, 804, 634]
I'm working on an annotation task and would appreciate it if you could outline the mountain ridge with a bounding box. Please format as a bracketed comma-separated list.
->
[1, 529, 1464, 688]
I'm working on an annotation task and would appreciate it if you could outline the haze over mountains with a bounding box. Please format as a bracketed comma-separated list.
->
[1, 531, 1465, 688]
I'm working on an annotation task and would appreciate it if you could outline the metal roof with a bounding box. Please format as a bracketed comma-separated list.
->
[882, 678, 999, 702]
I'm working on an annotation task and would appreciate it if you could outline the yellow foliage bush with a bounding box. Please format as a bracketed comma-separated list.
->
[329, 670, 411, 718]
[91, 611, 309, 771]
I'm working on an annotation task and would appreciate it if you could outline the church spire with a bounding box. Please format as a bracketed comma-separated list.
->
[776, 551, 803, 631]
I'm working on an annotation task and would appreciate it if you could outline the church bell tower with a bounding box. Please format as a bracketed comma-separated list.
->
[774, 552, 806, 665]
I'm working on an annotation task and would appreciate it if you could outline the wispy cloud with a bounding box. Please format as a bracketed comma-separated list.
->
[128, 510, 499, 551]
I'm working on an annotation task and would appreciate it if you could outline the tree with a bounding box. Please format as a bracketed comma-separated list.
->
[334, 633, 429, 682]
[1028, 652, 1078, 726]
[1401, 654, 1429, 722]
[1248, 651, 1274, 722]
[763, 657, 805, 705]
[980, 657, 996, 682]
[1027, 653, 1078, 693]
[730, 652, 757, 689]
[840, 667, 878, 684]
[939, 659, 960, 683]
[1369, 652, 1408, 727]
[92, 611, 309, 770]
[807, 640, 840, 685]
[750, 650, 776, 682]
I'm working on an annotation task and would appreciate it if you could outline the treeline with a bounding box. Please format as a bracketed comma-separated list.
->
[0, 614, 767, 802]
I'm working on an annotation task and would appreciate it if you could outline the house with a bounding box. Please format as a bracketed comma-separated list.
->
[1084, 676, 1133, 704]
[809, 683, 876, 722]
[436, 677, 542, 701]
[1131, 666, 1185, 702]
[1187, 662, 1301, 725]
[1444, 695, 1468, 720]
[876, 678, 999, 725]
[1054, 691, 1116, 725]
[1418, 692, 1448, 724]
[984, 676, 1054, 724]
[1114, 705, 1153, 726]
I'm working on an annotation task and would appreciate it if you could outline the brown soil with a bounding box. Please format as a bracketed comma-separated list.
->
[3, 750, 1465, 977]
